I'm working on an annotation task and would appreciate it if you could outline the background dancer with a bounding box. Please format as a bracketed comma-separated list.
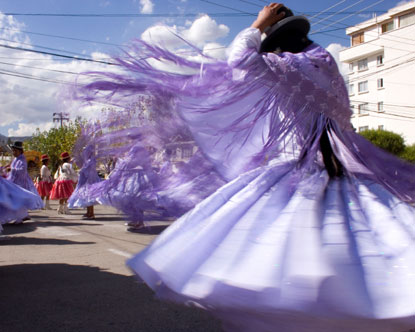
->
[7, 141, 42, 222]
[50, 151, 78, 214]
[35, 154, 53, 210]
[68, 144, 101, 220]
[0, 176, 43, 239]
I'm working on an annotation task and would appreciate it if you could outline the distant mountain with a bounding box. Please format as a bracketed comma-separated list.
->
[0, 135, 31, 152]
[8, 136, 31, 142]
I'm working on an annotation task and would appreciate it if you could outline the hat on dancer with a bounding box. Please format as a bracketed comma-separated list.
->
[41, 154, 49, 161]
[60, 151, 70, 160]
[9, 141, 24, 151]
[260, 6, 311, 53]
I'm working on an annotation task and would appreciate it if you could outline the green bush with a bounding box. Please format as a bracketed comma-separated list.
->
[359, 129, 405, 155]
[400, 144, 415, 163]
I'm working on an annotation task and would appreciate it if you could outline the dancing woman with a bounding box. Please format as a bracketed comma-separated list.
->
[77, 3, 415, 331]
[35, 154, 53, 210]
[7, 141, 42, 222]
[50, 152, 78, 214]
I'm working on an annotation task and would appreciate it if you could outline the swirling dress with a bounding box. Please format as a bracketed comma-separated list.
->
[79, 28, 415, 332]
[0, 176, 43, 230]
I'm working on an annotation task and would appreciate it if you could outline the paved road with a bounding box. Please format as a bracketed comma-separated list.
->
[2, 204, 414, 332]
[0, 202, 223, 332]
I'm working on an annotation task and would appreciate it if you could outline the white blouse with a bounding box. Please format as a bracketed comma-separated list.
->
[57, 162, 78, 182]
[40, 165, 52, 182]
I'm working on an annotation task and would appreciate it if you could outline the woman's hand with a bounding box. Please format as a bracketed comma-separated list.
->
[251, 3, 286, 33]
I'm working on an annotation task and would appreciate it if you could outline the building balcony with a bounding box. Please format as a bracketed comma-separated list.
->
[339, 43, 384, 62]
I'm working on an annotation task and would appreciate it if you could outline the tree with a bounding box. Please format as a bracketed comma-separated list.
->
[24, 119, 84, 173]
[359, 129, 405, 155]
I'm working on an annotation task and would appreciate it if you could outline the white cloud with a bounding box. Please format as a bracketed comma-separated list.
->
[0, 11, 118, 137]
[8, 122, 54, 137]
[202, 42, 227, 60]
[141, 15, 230, 49]
[326, 43, 348, 78]
[141, 25, 183, 49]
[397, 0, 414, 7]
[139, 0, 154, 14]
[184, 15, 229, 47]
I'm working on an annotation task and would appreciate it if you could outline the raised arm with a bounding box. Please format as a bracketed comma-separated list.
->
[251, 3, 286, 33]
[227, 3, 286, 67]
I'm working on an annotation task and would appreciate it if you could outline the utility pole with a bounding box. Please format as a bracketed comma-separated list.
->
[53, 112, 70, 128]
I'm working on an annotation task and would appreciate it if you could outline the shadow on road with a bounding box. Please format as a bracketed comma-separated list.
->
[0, 264, 222, 332]
[33, 220, 103, 228]
[0, 237, 95, 246]
[1, 220, 103, 237]
[127, 225, 169, 235]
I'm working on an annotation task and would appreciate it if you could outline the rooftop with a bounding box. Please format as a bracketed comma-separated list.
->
[345, 1, 415, 35]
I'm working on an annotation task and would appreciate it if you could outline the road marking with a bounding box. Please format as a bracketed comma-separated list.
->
[37, 227, 81, 237]
[107, 248, 133, 258]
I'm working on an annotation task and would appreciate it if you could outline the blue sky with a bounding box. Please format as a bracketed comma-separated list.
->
[0, 0, 409, 136]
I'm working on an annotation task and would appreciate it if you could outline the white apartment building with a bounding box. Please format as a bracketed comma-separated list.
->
[339, 1, 415, 143]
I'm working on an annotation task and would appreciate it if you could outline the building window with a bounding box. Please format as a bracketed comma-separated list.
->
[352, 32, 364, 46]
[349, 63, 354, 73]
[358, 81, 368, 93]
[377, 101, 384, 112]
[348, 83, 354, 95]
[182, 147, 192, 159]
[358, 58, 368, 71]
[359, 126, 369, 132]
[358, 103, 369, 115]
[399, 12, 415, 28]
[350, 105, 355, 115]
[377, 78, 384, 89]
[381, 21, 394, 33]
[378, 125, 384, 130]
[377, 55, 384, 66]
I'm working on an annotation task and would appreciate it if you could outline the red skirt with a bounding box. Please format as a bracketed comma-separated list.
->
[50, 180, 75, 200]
[36, 180, 53, 197]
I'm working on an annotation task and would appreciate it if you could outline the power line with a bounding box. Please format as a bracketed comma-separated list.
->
[347, 56, 415, 83]
[309, 0, 348, 20]
[0, 60, 84, 76]
[351, 100, 415, 109]
[311, 0, 365, 28]
[0, 43, 117, 65]
[351, 106, 415, 120]
[198, 0, 256, 16]
[311, 0, 386, 34]
[0, 26, 123, 47]
[2, 12, 253, 18]
[0, 68, 73, 85]
[236, 0, 262, 8]
[309, 14, 415, 46]
[0, 37, 93, 58]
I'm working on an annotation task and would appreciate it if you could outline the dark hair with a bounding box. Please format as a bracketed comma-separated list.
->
[62, 157, 71, 163]
[42, 159, 49, 165]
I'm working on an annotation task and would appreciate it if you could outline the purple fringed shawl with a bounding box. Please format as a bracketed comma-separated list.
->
[73, 27, 415, 203]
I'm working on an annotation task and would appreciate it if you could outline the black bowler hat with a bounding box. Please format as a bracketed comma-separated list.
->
[260, 6, 310, 53]
[9, 141, 24, 150]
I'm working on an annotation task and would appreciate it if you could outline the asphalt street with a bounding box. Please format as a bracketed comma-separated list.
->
[0, 202, 223, 332]
[1, 204, 414, 332]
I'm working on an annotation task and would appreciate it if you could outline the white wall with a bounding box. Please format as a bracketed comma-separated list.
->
[341, 5, 415, 144]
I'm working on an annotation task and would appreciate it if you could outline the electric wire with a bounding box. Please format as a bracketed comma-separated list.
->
[312, 0, 386, 34]
[308, 0, 348, 20]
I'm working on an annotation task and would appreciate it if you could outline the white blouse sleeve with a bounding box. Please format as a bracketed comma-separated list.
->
[227, 27, 262, 67]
